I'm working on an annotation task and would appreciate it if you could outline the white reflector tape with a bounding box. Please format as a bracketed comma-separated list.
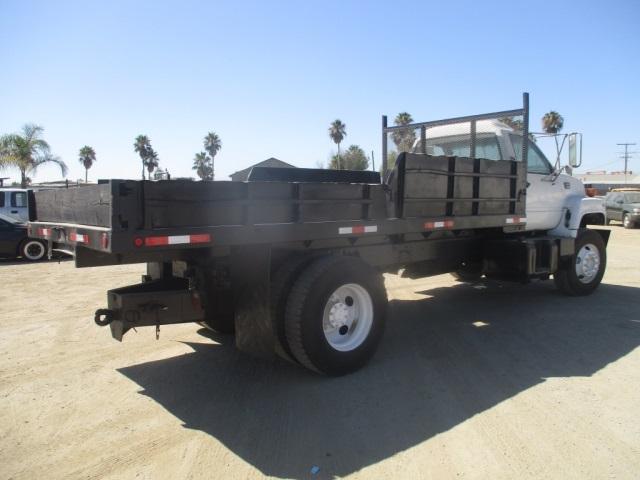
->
[143, 233, 212, 247]
[38, 227, 52, 237]
[338, 225, 378, 235]
[505, 217, 527, 225]
[70, 232, 88, 243]
[424, 220, 455, 230]
[168, 235, 190, 244]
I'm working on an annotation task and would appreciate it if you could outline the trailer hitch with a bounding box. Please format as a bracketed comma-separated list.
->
[95, 309, 115, 326]
[100, 278, 205, 341]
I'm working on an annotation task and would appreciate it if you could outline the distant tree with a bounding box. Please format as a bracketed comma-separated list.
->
[330, 145, 369, 170]
[542, 111, 564, 134]
[78, 145, 96, 183]
[392, 112, 416, 153]
[134, 135, 152, 180]
[145, 148, 159, 177]
[192, 151, 213, 180]
[328, 119, 347, 168]
[542, 111, 565, 158]
[203, 132, 221, 180]
[499, 116, 524, 132]
[0, 124, 67, 188]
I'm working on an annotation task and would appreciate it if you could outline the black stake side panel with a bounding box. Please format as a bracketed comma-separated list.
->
[30, 153, 527, 259]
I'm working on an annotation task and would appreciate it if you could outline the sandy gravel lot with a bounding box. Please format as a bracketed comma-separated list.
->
[1, 227, 639, 479]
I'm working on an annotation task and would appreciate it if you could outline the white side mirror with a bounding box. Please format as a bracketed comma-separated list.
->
[568, 133, 582, 168]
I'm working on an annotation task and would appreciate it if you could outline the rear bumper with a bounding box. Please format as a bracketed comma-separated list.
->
[28, 221, 112, 254]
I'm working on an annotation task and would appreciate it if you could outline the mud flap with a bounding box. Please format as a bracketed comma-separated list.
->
[230, 245, 277, 359]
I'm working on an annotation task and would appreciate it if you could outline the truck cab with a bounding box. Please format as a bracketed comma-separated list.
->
[411, 120, 604, 235]
[0, 189, 31, 222]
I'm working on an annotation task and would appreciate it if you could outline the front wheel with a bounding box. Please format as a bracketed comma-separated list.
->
[554, 229, 606, 296]
[285, 256, 387, 375]
[20, 239, 46, 261]
[623, 213, 635, 229]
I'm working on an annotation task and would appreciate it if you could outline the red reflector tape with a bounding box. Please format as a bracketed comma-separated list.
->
[70, 232, 88, 243]
[338, 225, 378, 235]
[424, 220, 455, 230]
[143, 233, 212, 247]
[38, 227, 52, 237]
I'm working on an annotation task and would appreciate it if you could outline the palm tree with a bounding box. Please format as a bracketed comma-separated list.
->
[542, 111, 565, 158]
[541, 111, 564, 134]
[203, 132, 221, 180]
[392, 112, 416, 153]
[144, 148, 159, 177]
[134, 135, 151, 180]
[0, 124, 67, 188]
[78, 146, 96, 183]
[328, 120, 347, 168]
[192, 151, 213, 180]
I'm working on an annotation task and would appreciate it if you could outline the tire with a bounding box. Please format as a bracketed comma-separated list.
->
[450, 262, 483, 282]
[284, 256, 387, 375]
[623, 213, 634, 229]
[554, 229, 606, 296]
[270, 255, 318, 363]
[20, 239, 46, 261]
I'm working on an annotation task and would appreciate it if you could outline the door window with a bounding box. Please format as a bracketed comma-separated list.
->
[509, 135, 552, 174]
[0, 192, 4, 207]
[11, 192, 27, 207]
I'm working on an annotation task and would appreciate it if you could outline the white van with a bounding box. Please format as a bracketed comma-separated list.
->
[0, 189, 31, 222]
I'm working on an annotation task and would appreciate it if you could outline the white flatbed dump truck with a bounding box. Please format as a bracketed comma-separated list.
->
[28, 93, 608, 375]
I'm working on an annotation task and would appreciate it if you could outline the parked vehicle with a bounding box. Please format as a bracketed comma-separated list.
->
[0, 213, 47, 261]
[0, 189, 33, 222]
[28, 94, 608, 375]
[604, 189, 640, 228]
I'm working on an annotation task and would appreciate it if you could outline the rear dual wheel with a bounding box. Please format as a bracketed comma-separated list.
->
[281, 256, 387, 376]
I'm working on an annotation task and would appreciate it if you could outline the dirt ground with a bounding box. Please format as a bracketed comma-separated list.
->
[0, 227, 639, 479]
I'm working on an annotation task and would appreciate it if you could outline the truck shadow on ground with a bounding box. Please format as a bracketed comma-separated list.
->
[118, 281, 640, 479]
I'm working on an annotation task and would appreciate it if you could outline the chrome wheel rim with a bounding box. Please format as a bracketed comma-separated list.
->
[623, 215, 630, 227]
[322, 283, 373, 352]
[575, 243, 600, 284]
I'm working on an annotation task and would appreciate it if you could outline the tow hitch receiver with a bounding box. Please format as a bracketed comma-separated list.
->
[95, 277, 204, 341]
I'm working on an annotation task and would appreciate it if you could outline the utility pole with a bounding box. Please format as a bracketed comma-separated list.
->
[617, 143, 636, 183]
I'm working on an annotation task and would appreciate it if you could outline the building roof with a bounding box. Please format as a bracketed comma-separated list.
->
[230, 158, 296, 181]
[574, 172, 640, 185]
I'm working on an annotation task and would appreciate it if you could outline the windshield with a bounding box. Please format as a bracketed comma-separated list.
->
[0, 213, 25, 225]
[624, 193, 640, 203]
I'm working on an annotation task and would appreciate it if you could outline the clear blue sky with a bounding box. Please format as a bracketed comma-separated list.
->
[1, 0, 639, 183]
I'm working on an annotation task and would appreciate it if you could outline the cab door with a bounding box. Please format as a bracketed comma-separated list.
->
[508, 134, 565, 231]
[8, 191, 29, 222]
